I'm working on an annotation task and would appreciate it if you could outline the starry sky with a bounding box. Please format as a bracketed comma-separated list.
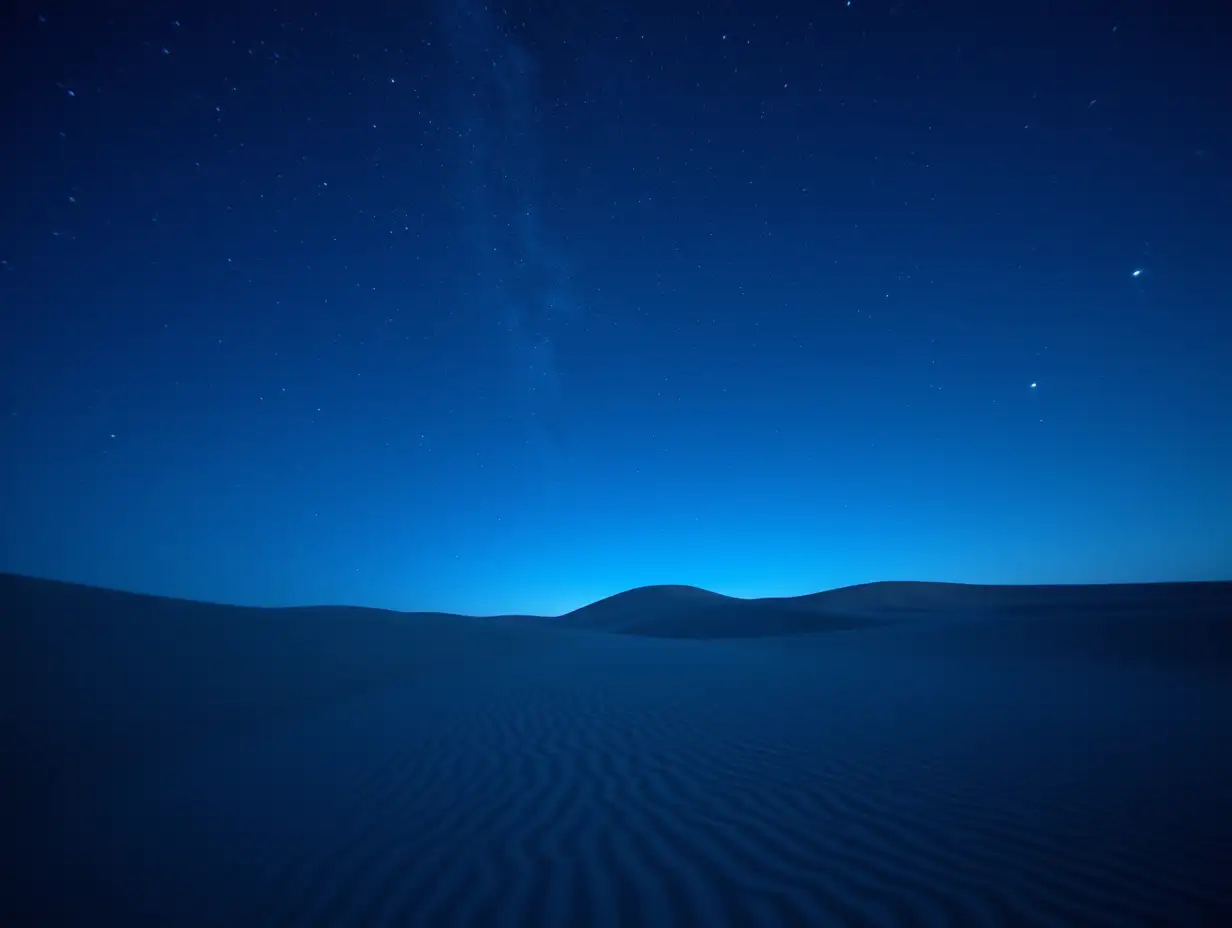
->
[1, 0, 1229, 615]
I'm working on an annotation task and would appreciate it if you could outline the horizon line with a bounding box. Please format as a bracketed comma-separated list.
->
[4, 570, 1230, 619]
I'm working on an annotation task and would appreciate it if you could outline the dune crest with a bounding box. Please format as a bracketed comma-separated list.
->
[557, 578, 1232, 642]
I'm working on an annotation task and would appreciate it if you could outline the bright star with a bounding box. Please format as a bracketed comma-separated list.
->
[1132, 268, 1142, 277]
[1030, 382, 1037, 388]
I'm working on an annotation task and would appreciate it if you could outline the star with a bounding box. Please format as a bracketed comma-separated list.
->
[1030, 383, 1037, 388]
[1132, 268, 1142, 277]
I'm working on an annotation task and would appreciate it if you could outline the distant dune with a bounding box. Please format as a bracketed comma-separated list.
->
[792, 578, 1232, 617]
[554, 584, 872, 637]
[4, 571, 1232, 926]
[553, 583, 736, 630]
[557, 578, 1232, 643]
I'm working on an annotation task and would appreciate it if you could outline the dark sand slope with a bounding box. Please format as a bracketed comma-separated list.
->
[557, 579, 1232, 644]
[554, 584, 882, 638]
[554, 584, 739, 631]
[2, 573, 561, 806]
[4, 575, 1232, 926]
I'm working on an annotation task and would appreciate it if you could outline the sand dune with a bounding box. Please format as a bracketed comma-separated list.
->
[554, 585, 874, 638]
[558, 579, 1232, 645]
[2, 573, 561, 805]
[793, 578, 1232, 619]
[5, 573, 1232, 926]
[554, 584, 739, 630]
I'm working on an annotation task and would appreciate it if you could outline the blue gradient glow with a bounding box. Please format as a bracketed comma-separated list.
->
[2, 2, 1230, 614]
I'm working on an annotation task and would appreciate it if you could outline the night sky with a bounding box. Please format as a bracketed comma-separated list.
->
[1, 1, 1229, 615]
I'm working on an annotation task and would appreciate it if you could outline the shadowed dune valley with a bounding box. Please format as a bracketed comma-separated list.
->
[3, 572, 1232, 926]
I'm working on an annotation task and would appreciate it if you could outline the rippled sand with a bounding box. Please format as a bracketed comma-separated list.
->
[7, 575, 1231, 926]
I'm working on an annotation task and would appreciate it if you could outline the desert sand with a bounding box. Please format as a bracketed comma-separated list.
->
[4, 572, 1231, 926]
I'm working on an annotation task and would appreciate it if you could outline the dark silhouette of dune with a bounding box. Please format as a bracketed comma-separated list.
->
[555, 583, 737, 630]
[1, 573, 559, 805]
[557, 589, 877, 638]
[558, 578, 1232, 645]
[796, 578, 1232, 618]
[4, 572, 1232, 926]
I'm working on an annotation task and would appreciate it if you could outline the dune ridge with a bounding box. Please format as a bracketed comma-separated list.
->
[556, 578, 1232, 640]
[2, 572, 561, 805]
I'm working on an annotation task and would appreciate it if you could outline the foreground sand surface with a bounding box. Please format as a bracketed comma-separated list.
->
[5, 574, 1232, 926]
